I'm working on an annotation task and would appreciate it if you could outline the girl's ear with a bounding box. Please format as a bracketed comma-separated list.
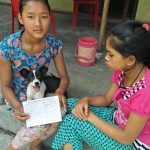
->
[126, 55, 136, 67]
[17, 13, 24, 26]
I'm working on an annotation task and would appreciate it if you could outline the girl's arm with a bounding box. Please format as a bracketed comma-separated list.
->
[72, 83, 118, 120]
[88, 111, 148, 145]
[53, 51, 69, 95]
[0, 55, 20, 108]
[86, 82, 118, 106]
[0, 55, 28, 121]
[53, 51, 69, 112]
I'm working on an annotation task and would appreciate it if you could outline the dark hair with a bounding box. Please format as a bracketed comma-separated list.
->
[19, 0, 50, 14]
[18, 0, 50, 28]
[107, 21, 150, 68]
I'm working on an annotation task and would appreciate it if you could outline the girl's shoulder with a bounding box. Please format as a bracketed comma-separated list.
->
[140, 67, 150, 92]
[44, 33, 63, 47]
[129, 68, 150, 116]
[0, 31, 21, 48]
[145, 67, 150, 83]
[112, 70, 122, 84]
[0, 31, 22, 61]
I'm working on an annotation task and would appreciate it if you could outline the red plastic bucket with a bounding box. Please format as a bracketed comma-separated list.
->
[74, 37, 98, 67]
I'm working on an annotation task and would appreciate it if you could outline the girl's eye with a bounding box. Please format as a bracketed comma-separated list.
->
[42, 16, 48, 19]
[109, 54, 113, 57]
[106, 51, 114, 57]
[106, 52, 113, 57]
[27, 16, 33, 19]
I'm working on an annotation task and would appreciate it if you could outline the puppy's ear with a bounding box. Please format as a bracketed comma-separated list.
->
[20, 68, 30, 78]
[40, 66, 48, 78]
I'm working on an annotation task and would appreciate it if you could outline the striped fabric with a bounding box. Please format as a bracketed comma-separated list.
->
[133, 139, 150, 150]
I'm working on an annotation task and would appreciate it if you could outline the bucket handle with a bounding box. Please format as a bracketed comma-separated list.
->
[74, 44, 97, 61]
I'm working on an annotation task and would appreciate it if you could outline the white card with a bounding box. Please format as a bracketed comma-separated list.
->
[22, 96, 62, 128]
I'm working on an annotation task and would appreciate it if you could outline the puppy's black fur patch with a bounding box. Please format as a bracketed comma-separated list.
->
[43, 74, 68, 98]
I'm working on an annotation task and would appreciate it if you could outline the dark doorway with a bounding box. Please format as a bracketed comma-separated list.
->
[79, 0, 139, 20]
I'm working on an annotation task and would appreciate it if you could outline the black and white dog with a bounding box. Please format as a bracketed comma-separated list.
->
[19, 66, 67, 134]
[20, 66, 67, 100]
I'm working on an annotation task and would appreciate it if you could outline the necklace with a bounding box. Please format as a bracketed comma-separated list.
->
[125, 65, 145, 87]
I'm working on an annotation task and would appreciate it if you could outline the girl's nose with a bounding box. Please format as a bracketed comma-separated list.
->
[104, 54, 109, 61]
[34, 17, 41, 26]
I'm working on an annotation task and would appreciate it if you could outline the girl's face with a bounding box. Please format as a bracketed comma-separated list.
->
[105, 36, 129, 71]
[18, 1, 50, 39]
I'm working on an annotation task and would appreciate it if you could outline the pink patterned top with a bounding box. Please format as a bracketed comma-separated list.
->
[112, 67, 150, 147]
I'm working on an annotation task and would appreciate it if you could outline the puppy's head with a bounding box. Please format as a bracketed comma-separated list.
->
[20, 66, 48, 92]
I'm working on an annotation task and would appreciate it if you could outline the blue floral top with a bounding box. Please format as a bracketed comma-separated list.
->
[0, 31, 62, 102]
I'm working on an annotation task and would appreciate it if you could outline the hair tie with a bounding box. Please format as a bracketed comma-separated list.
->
[143, 23, 149, 31]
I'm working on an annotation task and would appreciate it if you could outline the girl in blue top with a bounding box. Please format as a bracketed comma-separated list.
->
[0, 0, 69, 149]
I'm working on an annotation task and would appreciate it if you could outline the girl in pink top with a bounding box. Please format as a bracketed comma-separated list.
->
[52, 21, 150, 150]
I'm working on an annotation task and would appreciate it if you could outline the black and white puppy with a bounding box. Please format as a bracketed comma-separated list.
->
[20, 66, 67, 135]
[20, 66, 67, 100]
